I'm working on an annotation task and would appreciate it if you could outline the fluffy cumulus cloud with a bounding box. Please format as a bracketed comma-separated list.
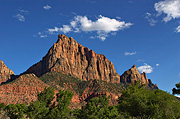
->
[43, 5, 51, 10]
[154, 0, 180, 22]
[145, 12, 158, 26]
[137, 63, 153, 73]
[48, 15, 133, 41]
[124, 51, 136, 56]
[14, 14, 25, 22]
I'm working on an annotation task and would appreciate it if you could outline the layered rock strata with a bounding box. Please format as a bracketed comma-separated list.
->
[25, 34, 120, 83]
[0, 74, 48, 105]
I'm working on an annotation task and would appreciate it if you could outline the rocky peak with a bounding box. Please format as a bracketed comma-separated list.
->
[0, 60, 14, 84]
[0, 60, 14, 75]
[120, 64, 158, 89]
[120, 64, 149, 84]
[25, 34, 120, 83]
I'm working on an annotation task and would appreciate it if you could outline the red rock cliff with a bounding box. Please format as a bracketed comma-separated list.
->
[25, 34, 120, 83]
[0, 60, 14, 84]
[0, 73, 48, 105]
[120, 65, 158, 89]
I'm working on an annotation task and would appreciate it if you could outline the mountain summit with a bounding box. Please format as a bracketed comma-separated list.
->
[25, 34, 120, 83]
[0, 60, 14, 84]
[0, 34, 157, 107]
[24, 34, 157, 88]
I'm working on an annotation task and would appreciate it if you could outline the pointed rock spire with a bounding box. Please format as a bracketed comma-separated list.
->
[0, 60, 15, 84]
[120, 65, 148, 84]
[24, 34, 120, 83]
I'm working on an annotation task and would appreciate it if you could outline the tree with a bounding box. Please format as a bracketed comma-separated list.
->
[5, 103, 27, 119]
[118, 82, 180, 118]
[172, 82, 180, 95]
[79, 95, 121, 119]
[27, 101, 49, 119]
[45, 90, 74, 119]
[27, 87, 55, 119]
[38, 87, 55, 107]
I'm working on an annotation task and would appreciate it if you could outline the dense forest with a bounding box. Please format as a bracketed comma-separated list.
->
[1, 82, 180, 119]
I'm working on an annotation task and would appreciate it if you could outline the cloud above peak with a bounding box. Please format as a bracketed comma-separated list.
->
[154, 0, 180, 22]
[48, 15, 133, 41]
[137, 63, 153, 74]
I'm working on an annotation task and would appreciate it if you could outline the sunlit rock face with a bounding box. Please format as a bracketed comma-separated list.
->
[25, 34, 120, 83]
[0, 60, 15, 84]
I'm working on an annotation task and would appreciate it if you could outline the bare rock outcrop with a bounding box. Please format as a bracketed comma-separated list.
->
[25, 34, 120, 83]
[0, 60, 15, 84]
[121, 65, 158, 89]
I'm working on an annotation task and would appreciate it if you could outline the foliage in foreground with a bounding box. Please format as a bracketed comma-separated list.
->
[1, 83, 180, 119]
[118, 82, 180, 119]
[172, 82, 180, 95]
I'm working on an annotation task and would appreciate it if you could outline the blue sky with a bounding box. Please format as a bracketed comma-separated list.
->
[0, 0, 179, 93]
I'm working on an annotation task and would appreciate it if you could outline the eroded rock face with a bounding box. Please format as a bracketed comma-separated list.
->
[0, 74, 48, 105]
[0, 60, 15, 84]
[25, 34, 120, 83]
[120, 65, 158, 89]
[120, 65, 148, 84]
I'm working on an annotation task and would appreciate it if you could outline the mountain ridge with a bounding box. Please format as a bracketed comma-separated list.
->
[24, 34, 121, 83]
[0, 34, 158, 108]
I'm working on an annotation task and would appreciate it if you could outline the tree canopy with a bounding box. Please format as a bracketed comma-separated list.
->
[2, 84, 180, 119]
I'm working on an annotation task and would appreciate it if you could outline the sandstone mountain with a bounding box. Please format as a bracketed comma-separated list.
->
[0, 34, 158, 108]
[24, 34, 120, 83]
[121, 65, 158, 89]
[0, 60, 15, 85]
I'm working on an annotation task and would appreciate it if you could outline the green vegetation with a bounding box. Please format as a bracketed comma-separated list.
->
[39, 71, 127, 95]
[172, 82, 180, 95]
[1, 83, 180, 119]
[118, 82, 180, 118]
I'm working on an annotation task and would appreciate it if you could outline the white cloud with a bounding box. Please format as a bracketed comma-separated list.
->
[14, 14, 25, 22]
[145, 12, 158, 26]
[48, 25, 72, 34]
[43, 5, 51, 10]
[47, 15, 133, 40]
[38, 32, 47, 38]
[137, 63, 153, 73]
[156, 64, 160, 66]
[179, 73, 180, 76]
[72, 15, 133, 32]
[175, 25, 180, 32]
[154, 0, 180, 22]
[116, 16, 121, 20]
[124, 51, 136, 56]
[40, 35, 47, 38]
